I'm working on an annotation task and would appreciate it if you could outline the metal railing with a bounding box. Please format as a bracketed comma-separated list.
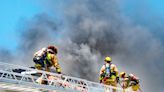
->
[0, 62, 131, 92]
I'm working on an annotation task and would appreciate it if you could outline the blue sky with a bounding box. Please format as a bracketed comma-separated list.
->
[121, 0, 164, 27]
[0, 0, 164, 51]
[122, 0, 164, 15]
[0, 0, 41, 51]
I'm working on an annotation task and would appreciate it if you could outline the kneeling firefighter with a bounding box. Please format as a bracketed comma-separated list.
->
[33, 45, 62, 84]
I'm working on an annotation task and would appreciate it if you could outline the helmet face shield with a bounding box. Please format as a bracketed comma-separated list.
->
[47, 49, 55, 54]
[106, 61, 111, 63]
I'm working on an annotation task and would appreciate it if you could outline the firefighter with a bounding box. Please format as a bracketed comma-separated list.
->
[99, 56, 119, 92]
[120, 72, 142, 92]
[33, 45, 62, 84]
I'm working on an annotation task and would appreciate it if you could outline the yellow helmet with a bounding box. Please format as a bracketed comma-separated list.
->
[120, 72, 126, 78]
[104, 56, 112, 62]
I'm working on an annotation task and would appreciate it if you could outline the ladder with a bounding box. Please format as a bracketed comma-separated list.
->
[0, 62, 131, 92]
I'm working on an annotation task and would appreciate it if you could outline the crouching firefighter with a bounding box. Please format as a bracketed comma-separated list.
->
[99, 56, 119, 92]
[120, 72, 142, 92]
[33, 45, 62, 84]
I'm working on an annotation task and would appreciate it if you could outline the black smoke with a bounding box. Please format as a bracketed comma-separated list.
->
[38, 0, 164, 92]
[17, 13, 59, 66]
